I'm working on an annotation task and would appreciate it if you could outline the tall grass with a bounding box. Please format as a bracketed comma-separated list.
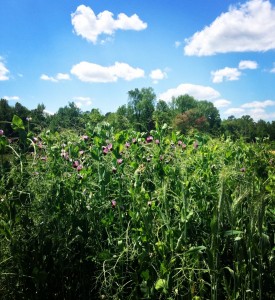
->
[0, 122, 274, 299]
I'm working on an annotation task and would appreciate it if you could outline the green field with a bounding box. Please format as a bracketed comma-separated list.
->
[0, 121, 274, 299]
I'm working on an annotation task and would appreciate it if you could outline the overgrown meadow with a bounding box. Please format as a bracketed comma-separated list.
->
[0, 116, 274, 299]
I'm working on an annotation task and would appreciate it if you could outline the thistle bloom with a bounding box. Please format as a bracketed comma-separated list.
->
[0, 129, 4, 136]
[193, 140, 199, 149]
[240, 167, 246, 172]
[77, 164, 83, 172]
[155, 139, 160, 144]
[73, 160, 80, 168]
[117, 158, 123, 165]
[146, 136, 153, 143]
[132, 138, 137, 144]
[111, 200, 117, 208]
[82, 135, 89, 141]
[125, 142, 130, 148]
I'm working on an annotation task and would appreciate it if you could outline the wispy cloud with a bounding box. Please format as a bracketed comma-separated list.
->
[211, 67, 241, 83]
[40, 73, 70, 82]
[71, 5, 147, 44]
[71, 61, 145, 83]
[238, 60, 258, 70]
[0, 59, 9, 81]
[159, 83, 220, 102]
[2, 96, 20, 101]
[184, 0, 275, 56]
[213, 99, 231, 108]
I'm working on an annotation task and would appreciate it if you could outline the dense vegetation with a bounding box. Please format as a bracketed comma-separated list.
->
[0, 89, 275, 299]
[1, 87, 275, 140]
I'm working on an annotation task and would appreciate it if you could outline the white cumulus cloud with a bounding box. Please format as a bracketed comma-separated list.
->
[224, 99, 275, 120]
[71, 61, 145, 83]
[73, 96, 93, 108]
[238, 60, 258, 69]
[211, 67, 241, 83]
[40, 73, 70, 82]
[159, 83, 220, 102]
[149, 69, 167, 84]
[71, 5, 147, 44]
[184, 0, 275, 56]
[0, 60, 9, 81]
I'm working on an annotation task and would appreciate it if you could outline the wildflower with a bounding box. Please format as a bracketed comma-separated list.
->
[111, 200, 117, 208]
[177, 140, 183, 146]
[159, 155, 163, 161]
[82, 135, 89, 141]
[147, 201, 152, 207]
[193, 140, 199, 149]
[146, 136, 153, 143]
[79, 150, 84, 155]
[132, 138, 137, 144]
[102, 147, 109, 155]
[182, 143, 187, 149]
[72, 160, 80, 168]
[112, 167, 117, 174]
[117, 158, 123, 165]
[240, 167, 246, 172]
[107, 143, 113, 150]
[155, 139, 160, 145]
[77, 164, 83, 172]
[125, 142, 130, 148]
[26, 117, 32, 122]
[0, 129, 4, 136]
[41, 156, 47, 161]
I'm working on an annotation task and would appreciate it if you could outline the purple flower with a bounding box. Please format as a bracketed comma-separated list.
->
[79, 150, 84, 155]
[132, 138, 137, 144]
[77, 164, 83, 172]
[117, 158, 123, 165]
[193, 140, 199, 149]
[102, 147, 109, 155]
[182, 143, 187, 149]
[0, 129, 4, 136]
[111, 200, 117, 208]
[146, 136, 153, 143]
[240, 167, 246, 172]
[26, 117, 32, 122]
[107, 143, 113, 150]
[155, 139, 160, 144]
[177, 140, 183, 146]
[41, 156, 47, 161]
[125, 142, 130, 148]
[82, 135, 89, 141]
[73, 160, 80, 168]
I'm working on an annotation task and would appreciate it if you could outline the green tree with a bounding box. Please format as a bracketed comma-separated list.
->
[153, 100, 172, 127]
[127, 87, 156, 132]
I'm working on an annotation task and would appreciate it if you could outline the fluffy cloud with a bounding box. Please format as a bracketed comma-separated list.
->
[71, 5, 147, 44]
[211, 67, 241, 83]
[71, 61, 145, 83]
[149, 69, 167, 83]
[0, 60, 9, 81]
[40, 73, 70, 82]
[224, 99, 275, 120]
[73, 96, 92, 108]
[184, 0, 275, 56]
[159, 83, 220, 102]
[238, 60, 258, 69]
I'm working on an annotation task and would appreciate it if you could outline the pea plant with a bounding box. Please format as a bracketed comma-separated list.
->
[0, 118, 274, 299]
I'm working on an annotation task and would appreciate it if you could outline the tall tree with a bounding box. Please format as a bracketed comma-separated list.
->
[127, 87, 156, 132]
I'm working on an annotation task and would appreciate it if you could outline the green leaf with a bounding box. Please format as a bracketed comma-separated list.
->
[155, 278, 167, 290]
[11, 115, 25, 131]
[224, 230, 243, 237]
[141, 269, 150, 281]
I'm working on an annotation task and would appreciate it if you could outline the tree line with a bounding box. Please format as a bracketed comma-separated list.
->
[1, 87, 275, 141]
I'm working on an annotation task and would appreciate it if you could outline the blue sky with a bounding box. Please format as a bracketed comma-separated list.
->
[1, 0, 275, 121]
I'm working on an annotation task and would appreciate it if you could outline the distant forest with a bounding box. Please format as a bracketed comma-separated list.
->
[1, 87, 275, 141]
